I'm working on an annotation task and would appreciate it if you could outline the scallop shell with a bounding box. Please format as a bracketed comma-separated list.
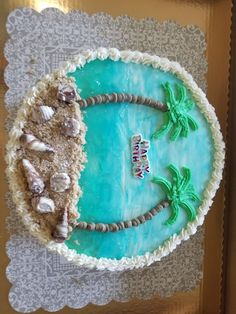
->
[32, 196, 55, 213]
[52, 209, 69, 242]
[22, 159, 45, 194]
[20, 134, 55, 153]
[57, 84, 76, 103]
[31, 106, 55, 124]
[50, 172, 71, 193]
[61, 117, 80, 137]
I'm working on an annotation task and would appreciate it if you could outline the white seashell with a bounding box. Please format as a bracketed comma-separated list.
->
[50, 172, 71, 193]
[57, 83, 76, 103]
[31, 106, 55, 124]
[61, 117, 80, 137]
[20, 133, 55, 153]
[22, 159, 45, 194]
[52, 210, 69, 242]
[32, 196, 55, 213]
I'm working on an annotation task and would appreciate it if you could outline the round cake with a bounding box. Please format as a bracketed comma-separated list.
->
[6, 48, 225, 271]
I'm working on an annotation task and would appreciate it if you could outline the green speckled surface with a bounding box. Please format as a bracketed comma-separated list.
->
[65, 59, 213, 259]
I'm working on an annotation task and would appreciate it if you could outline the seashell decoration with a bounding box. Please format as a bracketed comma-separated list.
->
[61, 117, 80, 137]
[32, 196, 55, 214]
[52, 209, 69, 242]
[50, 172, 71, 193]
[57, 83, 76, 103]
[31, 105, 55, 124]
[22, 159, 45, 194]
[20, 133, 55, 153]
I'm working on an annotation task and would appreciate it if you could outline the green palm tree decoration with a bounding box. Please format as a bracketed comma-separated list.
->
[152, 83, 198, 141]
[152, 164, 200, 225]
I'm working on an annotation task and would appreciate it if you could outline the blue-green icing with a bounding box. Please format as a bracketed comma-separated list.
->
[65, 59, 213, 259]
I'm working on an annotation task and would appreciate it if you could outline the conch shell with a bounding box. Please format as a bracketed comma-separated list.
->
[50, 172, 71, 193]
[22, 159, 45, 194]
[52, 209, 69, 242]
[20, 134, 55, 153]
[57, 84, 76, 103]
[32, 196, 55, 213]
[31, 105, 55, 124]
[61, 117, 80, 137]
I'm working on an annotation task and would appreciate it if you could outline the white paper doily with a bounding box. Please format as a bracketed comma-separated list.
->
[4, 8, 207, 313]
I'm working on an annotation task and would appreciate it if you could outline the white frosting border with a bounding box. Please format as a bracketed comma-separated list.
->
[6, 48, 225, 271]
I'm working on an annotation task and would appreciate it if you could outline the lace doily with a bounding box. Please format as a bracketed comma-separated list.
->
[4, 8, 207, 312]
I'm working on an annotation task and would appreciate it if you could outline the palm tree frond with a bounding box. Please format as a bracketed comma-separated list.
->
[168, 164, 182, 185]
[179, 116, 189, 138]
[177, 84, 187, 104]
[180, 201, 196, 221]
[152, 176, 172, 194]
[170, 122, 182, 141]
[181, 124, 189, 138]
[152, 114, 173, 139]
[184, 99, 195, 111]
[179, 167, 191, 191]
[163, 82, 176, 106]
[165, 202, 179, 225]
[187, 114, 198, 131]
[181, 191, 200, 202]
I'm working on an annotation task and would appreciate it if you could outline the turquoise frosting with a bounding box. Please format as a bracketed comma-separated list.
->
[65, 59, 213, 259]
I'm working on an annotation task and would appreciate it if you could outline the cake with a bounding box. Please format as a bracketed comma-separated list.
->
[6, 48, 225, 271]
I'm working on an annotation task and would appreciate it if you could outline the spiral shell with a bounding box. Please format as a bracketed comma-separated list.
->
[50, 172, 71, 193]
[20, 134, 55, 153]
[31, 106, 55, 124]
[22, 159, 45, 194]
[57, 84, 76, 103]
[32, 196, 55, 214]
[52, 210, 69, 242]
[61, 117, 80, 137]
